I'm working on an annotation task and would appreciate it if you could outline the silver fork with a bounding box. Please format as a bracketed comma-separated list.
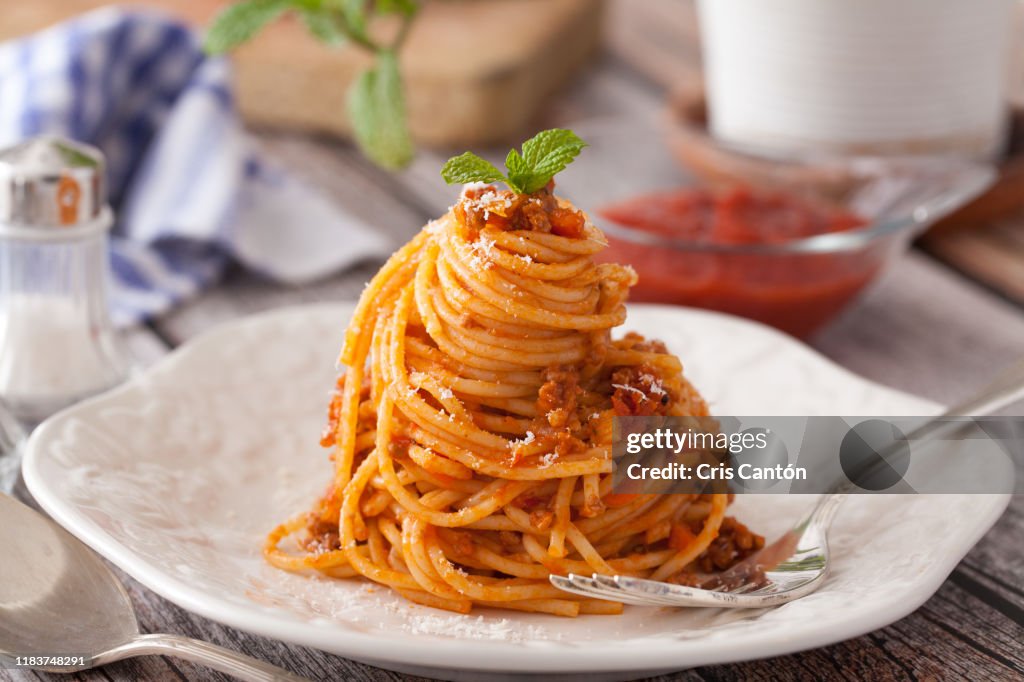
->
[551, 358, 1024, 608]
[550, 492, 843, 608]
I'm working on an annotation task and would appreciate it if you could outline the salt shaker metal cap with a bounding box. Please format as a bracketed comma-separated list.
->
[0, 135, 111, 237]
[0, 134, 128, 427]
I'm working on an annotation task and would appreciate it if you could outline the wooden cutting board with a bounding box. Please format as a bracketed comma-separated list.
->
[918, 108, 1024, 304]
[3, 0, 605, 147]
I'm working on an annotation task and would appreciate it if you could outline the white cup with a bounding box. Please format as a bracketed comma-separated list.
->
[697, 0, 1015, 159]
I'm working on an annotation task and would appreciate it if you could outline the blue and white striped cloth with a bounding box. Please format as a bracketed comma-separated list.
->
[0, 8, 390, 324]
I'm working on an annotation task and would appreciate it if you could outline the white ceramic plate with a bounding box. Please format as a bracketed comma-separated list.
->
[23, 304, 1009, 681]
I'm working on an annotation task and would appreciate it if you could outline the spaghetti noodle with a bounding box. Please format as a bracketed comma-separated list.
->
[265, 182, 762, 616]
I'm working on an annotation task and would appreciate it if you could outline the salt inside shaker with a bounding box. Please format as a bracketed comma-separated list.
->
[0, 135, 130, 426]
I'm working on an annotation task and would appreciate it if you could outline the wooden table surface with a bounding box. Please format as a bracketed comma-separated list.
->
[6, 1, 1024, 680]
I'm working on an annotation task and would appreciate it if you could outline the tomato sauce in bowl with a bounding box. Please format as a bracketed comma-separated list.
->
[598, 187, 888, 338]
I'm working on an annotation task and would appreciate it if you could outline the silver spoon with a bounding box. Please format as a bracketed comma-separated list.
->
[0, 493, 309, 681]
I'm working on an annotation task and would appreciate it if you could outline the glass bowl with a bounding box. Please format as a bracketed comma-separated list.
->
[556, 119, 996, 338]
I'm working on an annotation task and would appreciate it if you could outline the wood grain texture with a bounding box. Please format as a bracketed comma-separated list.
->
[0, 0, 605, 147]
[228, 0, 606, 146]
[814, 252, 1024, 405]
[4, 1, 1023, 681]
[903, 102, 1024, 305]
[921, 218, 1024, 305]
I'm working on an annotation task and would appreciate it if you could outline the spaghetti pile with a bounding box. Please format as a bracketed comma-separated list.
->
[266, 182, 761, 616]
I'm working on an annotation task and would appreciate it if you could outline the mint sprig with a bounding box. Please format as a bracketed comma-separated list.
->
[348, 50, 414, 169]
[441, 129, 587, 195]
[204, 0, 291, 54]
[205, 0, 420, 170]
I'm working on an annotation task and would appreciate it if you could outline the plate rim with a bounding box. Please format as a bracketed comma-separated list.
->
[21, 302, 1012, 674]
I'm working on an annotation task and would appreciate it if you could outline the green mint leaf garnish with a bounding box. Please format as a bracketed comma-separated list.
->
[205, 0, 291, 54]
[206, 0, 420, 170]
[442, 129, 588, 195]
[517, 128, 587, 192]
[299, 8, 346, 46]
[441, 153, 509, 187]
[348, 51, 414, 170]
[503, 148, 530, 193]
[339, 0, 371, 44]
[376, 0, 420, 17]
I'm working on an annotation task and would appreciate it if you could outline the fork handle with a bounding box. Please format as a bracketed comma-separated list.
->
[945, 357, 1024, 418]
[898, 356, 1024, 447]
[94, 634, 310, 682]
[829, 356, 1024, 498]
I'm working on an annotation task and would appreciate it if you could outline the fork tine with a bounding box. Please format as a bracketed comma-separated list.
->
[548, 491, 848, 609]
[568, 574, 631, 602]
[553, 571, 824, 608]
[730, 582, 762, 595]
[593, 575, 685, 607]
[608, 575, 770, 608]
[548, 574, 594, 599]
[548, 574, 649, 606]
[579, 574, 660, 605]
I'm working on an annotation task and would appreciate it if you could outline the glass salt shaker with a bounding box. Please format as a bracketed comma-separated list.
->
[0, 135, 131, 428]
